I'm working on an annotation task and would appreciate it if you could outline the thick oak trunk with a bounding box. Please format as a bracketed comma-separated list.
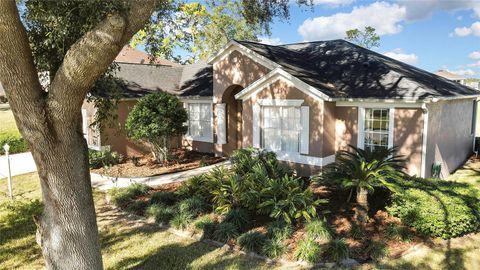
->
[33, 121, 103, 269]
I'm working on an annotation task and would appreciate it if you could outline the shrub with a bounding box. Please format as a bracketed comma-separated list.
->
[125, 200, 148, 213]
[150, 191, 177, 205]
[266, 220, 293, 241]
[387, 177, 480, 239]
[108, 183, 150, 207]
[213, 222, 238, 242]
[238, 230, 267, 253]
[170, 212, 193, 230]
[212, 173, 254, 213]
[224, 208, 250, 231]
[258, 174, 325, 224]
[385, 224, 412, 242]
[88, 149, 122, 169]
[194, 216, 217, 237]
[349, 223, 364, 240]
[0, 134, 28, 155]
[146, 203, 177, 224]
[178, 196, 208, 217]
[324, 238, 349, 263]
[125, 92, 187, 163]
[294, 237, 322, 263]
[262, 238, 286, 258]
[365, 240, 389, 261]
[306, 219, 332, 241]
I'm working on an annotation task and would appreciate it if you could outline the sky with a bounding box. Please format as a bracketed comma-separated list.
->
[255, 0, 480, 78]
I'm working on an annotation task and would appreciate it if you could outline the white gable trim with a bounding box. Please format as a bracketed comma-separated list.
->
[234, 68, 331, 102]
[207, 41, 279, 70]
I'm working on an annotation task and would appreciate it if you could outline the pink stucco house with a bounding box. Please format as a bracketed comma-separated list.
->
[82, 40, 480, 178]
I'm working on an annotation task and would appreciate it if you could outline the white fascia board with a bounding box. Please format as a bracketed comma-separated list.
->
[336, 100, 423, 108]
[207, 40, 279, 70]
[234, 68, 331, 102]
[180, 98, 213, 104]
[257, 99, 304, 106]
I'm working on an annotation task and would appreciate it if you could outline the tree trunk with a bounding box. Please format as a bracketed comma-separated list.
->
[33, 121, 103, 269]
[355, 186, 369, 224]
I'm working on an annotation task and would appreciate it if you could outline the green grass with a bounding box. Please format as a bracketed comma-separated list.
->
[0, 173, 271, 270]
[0, 109, 20, 136]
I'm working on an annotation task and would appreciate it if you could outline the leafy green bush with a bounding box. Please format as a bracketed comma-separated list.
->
[266, 220, 293, 241]
[146, 203, 177, 224]
[324, 238, 349, 262]
[237, 230, 267, 253]
[213, 222, 238, 242]
[178, 195, 208, 217]
[125, 200, 148, 213]
[150, 191, 177, 205]
[88, 149, 122, 169]
[170, 212, 193, 230]
[365, 240, 389, 261]
[258, 174, 324, 224]
[193, 216, 217, 237]
[294, 237, 322, 263]
[387, 177, 480, 239]
[0, 134, 28, 154]
[224, 208, 250, 231]
[108, 183, 150, 207]
[262, 238, 286, 258]
[306, 219, 332, 241]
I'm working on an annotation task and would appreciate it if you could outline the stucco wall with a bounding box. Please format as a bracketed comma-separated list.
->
[334, 106, 358, 152]
[251, 79, 325, 158]
[394, 108, 423, 176]
[426, 99, 475, 178]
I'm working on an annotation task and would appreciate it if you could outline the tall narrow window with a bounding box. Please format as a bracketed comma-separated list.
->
[364, 108, 390, 151]
[261, 106, 301, 153]
[187, 103, 212, 141]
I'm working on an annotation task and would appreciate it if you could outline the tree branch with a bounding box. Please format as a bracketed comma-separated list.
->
[48, 0, 156, 122]
[0, 0, 52, 143]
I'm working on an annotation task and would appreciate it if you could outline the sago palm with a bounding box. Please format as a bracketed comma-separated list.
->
[321, 145, 405, 223]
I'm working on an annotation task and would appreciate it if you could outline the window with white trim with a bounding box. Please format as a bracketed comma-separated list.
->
[364, 108, 390, 152]
[187, 103, 212, 140]
[261, 106, 301, 153]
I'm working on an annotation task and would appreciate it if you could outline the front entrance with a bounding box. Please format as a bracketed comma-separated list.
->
[216, 85, 243, 156]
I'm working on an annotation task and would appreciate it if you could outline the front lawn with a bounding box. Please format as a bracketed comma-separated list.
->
[0, 108, 20, 137]
[0, 108, 28, 154]
[0, 174, 270, 269]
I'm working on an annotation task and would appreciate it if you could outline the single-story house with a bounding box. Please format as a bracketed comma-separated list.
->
[82, 40, 480, 178]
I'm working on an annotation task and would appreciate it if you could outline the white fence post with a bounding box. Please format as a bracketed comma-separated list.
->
[3, 143, 12, 199]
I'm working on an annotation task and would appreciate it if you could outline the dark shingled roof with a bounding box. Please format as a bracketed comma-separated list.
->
[235, 39, 478, 100]
[107, 61, 212, 99]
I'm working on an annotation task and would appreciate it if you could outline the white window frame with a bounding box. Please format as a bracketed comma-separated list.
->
[261, 105, 302, 154]
[182, 99, 214, 143]
[357, 106, 395, 150]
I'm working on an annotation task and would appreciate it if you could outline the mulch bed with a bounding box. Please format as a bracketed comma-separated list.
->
[92, 148, 225, 178]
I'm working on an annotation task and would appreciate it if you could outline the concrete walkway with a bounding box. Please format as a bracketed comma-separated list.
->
[0, 152, 37, 178]
[91, 160, 230, 191]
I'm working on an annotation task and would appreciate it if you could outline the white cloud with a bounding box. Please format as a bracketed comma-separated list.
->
[399, 0, 480, 21]
[383, 48, 418, 65]
[450, 69, 476, 76]
[298, 2, 406, 41]
[259, 37, 282, 45]
[467, 61, 480, 68]
[469, 51, 480, 59]
[311, 0, 354, 7]
[452, 21, 480, 37]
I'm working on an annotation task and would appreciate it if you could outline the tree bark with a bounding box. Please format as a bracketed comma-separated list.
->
[0, 1, 155, 269]
[355, 187, 369, 224]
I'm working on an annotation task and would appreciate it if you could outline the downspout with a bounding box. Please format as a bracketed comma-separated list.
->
[420, 103, 429, 178]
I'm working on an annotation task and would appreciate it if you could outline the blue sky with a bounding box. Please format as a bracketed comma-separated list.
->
[255, 0, 480, 78]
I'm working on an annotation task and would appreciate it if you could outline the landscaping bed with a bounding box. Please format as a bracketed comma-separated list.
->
[91, 148, 225, 177]
[105, 148, 431, 266]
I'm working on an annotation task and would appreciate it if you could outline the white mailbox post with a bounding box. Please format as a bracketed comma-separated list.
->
[3, 143, 12, 199]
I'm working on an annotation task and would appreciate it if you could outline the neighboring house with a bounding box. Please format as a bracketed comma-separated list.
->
[83, 41, 479, 178]
[435, 69, 466, 85]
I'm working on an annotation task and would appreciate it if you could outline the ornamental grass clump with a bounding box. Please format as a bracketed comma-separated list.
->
[149, 191, 177, 206]
[294, 237, 322, 263]
[108, 183, 150, 207]
[146, 203, 177, 224]
[266, 220, 293, 241]
[223, 208, 251, 231]
[306, 219, 332, 241]
[237, 230, 267, 253]
[365, 240, 389, 261]
[324, 238, 349, 263]
[213, 222, 238, 242]
[170, 212, 193, 230]
[262, 238, 286, 258]
[193, 216, 217, 237]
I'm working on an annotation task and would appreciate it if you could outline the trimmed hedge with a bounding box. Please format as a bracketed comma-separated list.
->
[387, 178, 480, 239]
[0, 134, 28, 155]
